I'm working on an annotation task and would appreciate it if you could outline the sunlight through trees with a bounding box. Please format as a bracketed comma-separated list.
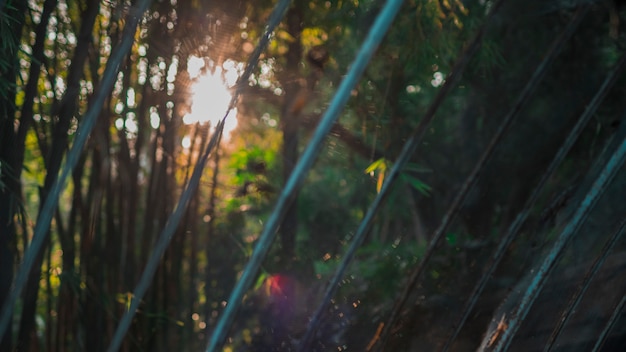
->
[1, 0, 625, 351]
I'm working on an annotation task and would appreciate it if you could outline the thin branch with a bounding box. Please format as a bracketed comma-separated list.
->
[240, 84, 283, 107]
[301, 113, 385, 161]
[545, 218, 626, 351]
[591, 294, 626, 352]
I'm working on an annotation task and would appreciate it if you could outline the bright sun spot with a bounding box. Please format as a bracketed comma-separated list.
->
[183, 56, 239, 140]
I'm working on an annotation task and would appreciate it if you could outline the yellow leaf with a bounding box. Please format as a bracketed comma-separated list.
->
[376, 171, 385, 193]
[365, 158, 386, 174]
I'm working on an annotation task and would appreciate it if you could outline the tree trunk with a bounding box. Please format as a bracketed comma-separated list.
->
[279, 4, 304, 267]
[17, 1, 100, 349]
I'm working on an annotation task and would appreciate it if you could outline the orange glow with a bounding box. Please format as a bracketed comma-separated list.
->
[264, 274, 287, 298]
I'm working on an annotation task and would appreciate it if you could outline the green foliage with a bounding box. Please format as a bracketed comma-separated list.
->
[401, 162, 432, 195]
[365, 158, 431, 195]
[4, 0, 623, 350]
[229, 145, 276, 185]
[314, 239, 425, 303]
[0, 2, 21, 101]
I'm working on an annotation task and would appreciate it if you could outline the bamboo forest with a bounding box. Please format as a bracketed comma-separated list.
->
[1, 0, 625, 351]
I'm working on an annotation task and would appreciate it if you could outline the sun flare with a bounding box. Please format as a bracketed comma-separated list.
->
[183, 56, 239, 139]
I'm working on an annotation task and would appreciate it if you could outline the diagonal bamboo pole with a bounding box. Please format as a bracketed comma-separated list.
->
[591, 294, 626, 352]
[302, 1, 508, 349]
[445, 45, 626, 352]
[377, 4, 591, 351]
[545, 218, 626, 351]
[493, 132, 626, 351]
[107, 0, 295, 350]
[206, 0, 406, 350]
[0, 0, 154, 337]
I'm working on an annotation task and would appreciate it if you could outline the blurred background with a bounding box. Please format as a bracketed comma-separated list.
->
[0, 0, 625, 351]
